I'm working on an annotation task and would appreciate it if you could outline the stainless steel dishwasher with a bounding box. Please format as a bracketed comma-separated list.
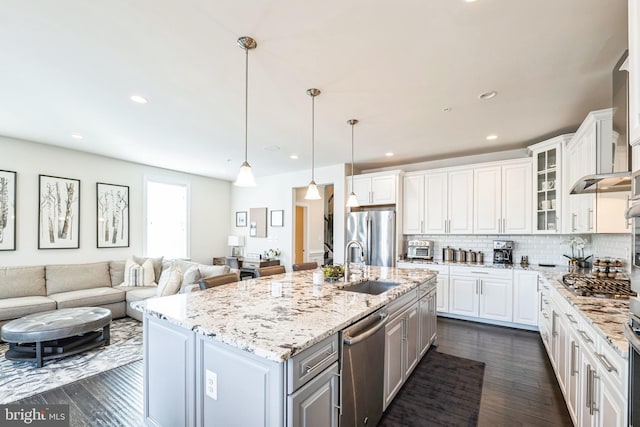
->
[341, 307, 388, 427]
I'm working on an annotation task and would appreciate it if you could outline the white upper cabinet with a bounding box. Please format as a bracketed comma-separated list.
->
[349, 171, 400, 206]
[473, 160, 531, 235]
[402, 169, 472, 234]
[630, 0, 640, 145]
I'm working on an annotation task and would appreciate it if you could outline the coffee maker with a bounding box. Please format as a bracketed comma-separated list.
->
[493, 240, 514, 265]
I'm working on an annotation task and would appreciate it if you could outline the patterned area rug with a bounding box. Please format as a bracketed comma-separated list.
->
[379, 350, 485, 427]
[0, 317, 142, 403]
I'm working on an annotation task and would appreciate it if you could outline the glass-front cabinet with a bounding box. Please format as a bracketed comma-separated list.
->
[529, 136, 569, 234]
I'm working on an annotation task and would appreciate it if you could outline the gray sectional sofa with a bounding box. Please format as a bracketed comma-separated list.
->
[0, 259, 230, 326]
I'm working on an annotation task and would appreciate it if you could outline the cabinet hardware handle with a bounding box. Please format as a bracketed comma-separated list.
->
[578, 329, 593, 344]
[571, 213, 577, 232]
[591, 370, 600, 415]
[503, 218, 506, 233]
[420, 220, 424, 234]
[586, 365, 592, 412]
[334, 370, 343, 415]
[542, 312, 549, 319]
[587, 208, 593, 231]
[475, 280, 479, 295]
[480, 280, 483, 295]
[595, 352, 617, 373]
[304, 350, 338, 374]
[543, 299, 549, 305]
[570, 342, 577, 376]
[471, 271, 489, 275]
[552, 312, 558, 336]
[566, 313, 577, 324]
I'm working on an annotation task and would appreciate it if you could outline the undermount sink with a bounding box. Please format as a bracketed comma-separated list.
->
[340, 280, 402, 295]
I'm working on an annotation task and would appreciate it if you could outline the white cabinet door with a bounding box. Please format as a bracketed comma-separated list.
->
[631, 0, 640, 146]
[402, 175, 424, 234]
[478, 278, 512, 322]
[436, 275, 449, 313]
[448, 170, 474, 234]
[502, 162, 532, 234]
[404, 303, 419, 377]
[383, 315, 405, 409]
[419, 297, 431, 357]
[351, 176, 372, 206]
[371, 175, 396, 205]
[566, 334, 581, 424]
[449, 276, 478, 316]
[473, 166, 501, 234]
[598, 378, 626, 427]
[513, 271, 538, 326]
[424, 172, 448, 234]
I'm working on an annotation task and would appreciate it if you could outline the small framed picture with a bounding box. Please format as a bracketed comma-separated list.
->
[38, 175, 80, 249]
[97, 182, 130, 248]
[0, 170, 17, 251]
[236, 211, 247, 227]
[270, 210, 284, 227]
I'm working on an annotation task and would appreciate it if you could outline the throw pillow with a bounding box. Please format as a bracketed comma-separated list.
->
[156, 266, 183, 297]
[133, 255, 164, 281]
[179, 266, 202, 294]
[198, 265, 229, 279]
[121, 257, 156, 287]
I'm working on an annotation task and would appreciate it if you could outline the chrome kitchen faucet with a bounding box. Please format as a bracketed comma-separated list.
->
[345, 240, 366, 281]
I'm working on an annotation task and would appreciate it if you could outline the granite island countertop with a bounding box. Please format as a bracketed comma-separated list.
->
[132, 266, 436, 363]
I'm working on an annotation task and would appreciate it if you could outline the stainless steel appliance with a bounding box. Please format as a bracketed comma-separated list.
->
[341, 308, 388, 427]
[625, 302, 640, 426]
[407, 239, 434, 260]
[562, 273, 635, 299]
[346, 209, 396, 267]
[492, 240, 514, 265]
[625, 204, 640, 268]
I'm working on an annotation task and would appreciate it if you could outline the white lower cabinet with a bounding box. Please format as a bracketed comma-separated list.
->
[449, 267, 513, 323]
[396, 262, 449, 314]
[419, 288, 437, 357]
[538, 276, 628, 427]
[512, 270, 539, 326]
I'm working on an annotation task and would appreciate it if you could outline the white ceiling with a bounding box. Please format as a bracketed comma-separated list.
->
[0, 0, 628, 181]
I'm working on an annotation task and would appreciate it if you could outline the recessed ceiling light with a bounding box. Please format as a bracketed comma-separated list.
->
[130, 95, 148, 104]
[486, 134, 498, 140]
[478, 90, 498, 100]
[385, 152, 394, 157]
[71, 134, 83, 140]
[465, 0, 478, 3]
[289, 154, 299, 160]
[442, 107, 452, 112]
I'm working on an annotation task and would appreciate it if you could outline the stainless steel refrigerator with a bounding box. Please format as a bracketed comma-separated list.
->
[346, 209, 396, 267]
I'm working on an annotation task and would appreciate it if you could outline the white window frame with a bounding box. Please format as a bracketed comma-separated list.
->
[143, 175, 191, 259]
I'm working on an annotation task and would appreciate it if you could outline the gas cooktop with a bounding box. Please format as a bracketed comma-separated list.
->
[562, 273, 636, 299]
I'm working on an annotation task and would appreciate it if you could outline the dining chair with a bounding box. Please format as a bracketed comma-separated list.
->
[256, 265, 286, 277]
[292, 262, 318, 272]
[198, 272, 239, 290]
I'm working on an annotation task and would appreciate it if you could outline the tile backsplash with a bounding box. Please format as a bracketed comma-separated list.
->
[404, 233, 632, 268]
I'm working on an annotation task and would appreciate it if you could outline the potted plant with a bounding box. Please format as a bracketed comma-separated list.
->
[562, 236, 592, 268]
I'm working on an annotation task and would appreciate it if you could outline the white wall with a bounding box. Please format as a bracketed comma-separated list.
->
[1, 136, 231, 266]
[231, 164, 346, 269]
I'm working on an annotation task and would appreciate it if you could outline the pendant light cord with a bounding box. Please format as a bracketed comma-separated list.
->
[311, 95, 315, 181]
[351, 123, 355, 188]
[244, 47, 249, 164]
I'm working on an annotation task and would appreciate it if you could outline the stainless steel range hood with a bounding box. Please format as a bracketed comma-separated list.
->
[570, 52, 630, 195]
[569, 171, 631, 194]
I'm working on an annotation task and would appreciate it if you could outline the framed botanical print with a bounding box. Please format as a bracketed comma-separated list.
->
[0, 170, 16, 251]
[236, 211, 247, 227]
[38, 175, 80, 249]
[97, 182, 130, 248]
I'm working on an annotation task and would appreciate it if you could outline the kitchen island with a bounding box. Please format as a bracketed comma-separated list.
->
[133, 266, 437, 427]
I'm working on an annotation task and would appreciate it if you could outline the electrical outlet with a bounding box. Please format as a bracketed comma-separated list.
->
[206, 370, 217, 400]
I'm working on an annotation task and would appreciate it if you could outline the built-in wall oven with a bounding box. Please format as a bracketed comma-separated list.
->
[625, 301, 640, 426]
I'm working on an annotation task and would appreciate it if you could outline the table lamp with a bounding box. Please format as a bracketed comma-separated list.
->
[227, 235, 245, 257]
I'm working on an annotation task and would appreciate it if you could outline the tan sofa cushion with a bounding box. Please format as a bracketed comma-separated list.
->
[125, 287, 158, 303]
[0, 296, 57, 320]
[109, 260, 126, 286]
[0, 266, 46, 299]
[46, 262, 111, 295]
[48, 287, 125, 309]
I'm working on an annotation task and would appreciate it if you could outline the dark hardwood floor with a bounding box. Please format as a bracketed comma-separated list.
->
[13, 317, 572, 426]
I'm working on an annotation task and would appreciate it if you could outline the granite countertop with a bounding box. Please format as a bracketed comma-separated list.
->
[132, 267, 436, 363]
[536, 268, 630, 357]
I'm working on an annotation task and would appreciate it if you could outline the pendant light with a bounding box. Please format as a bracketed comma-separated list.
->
[234, 36, 257, 187]
[304, 88, 322, 200]
[346, 119, 360, 207]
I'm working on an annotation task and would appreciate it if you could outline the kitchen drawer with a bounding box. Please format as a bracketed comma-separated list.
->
[425, 264, 449, 275]
[596, 339, 627, 393]
[576, 322, 598, 354]
[419, 277, 436, 299]
[286, 334, 339, 393]
[450, 266, 513, 280]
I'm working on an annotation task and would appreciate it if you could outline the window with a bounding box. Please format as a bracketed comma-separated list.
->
[144, 177, 190, 259]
